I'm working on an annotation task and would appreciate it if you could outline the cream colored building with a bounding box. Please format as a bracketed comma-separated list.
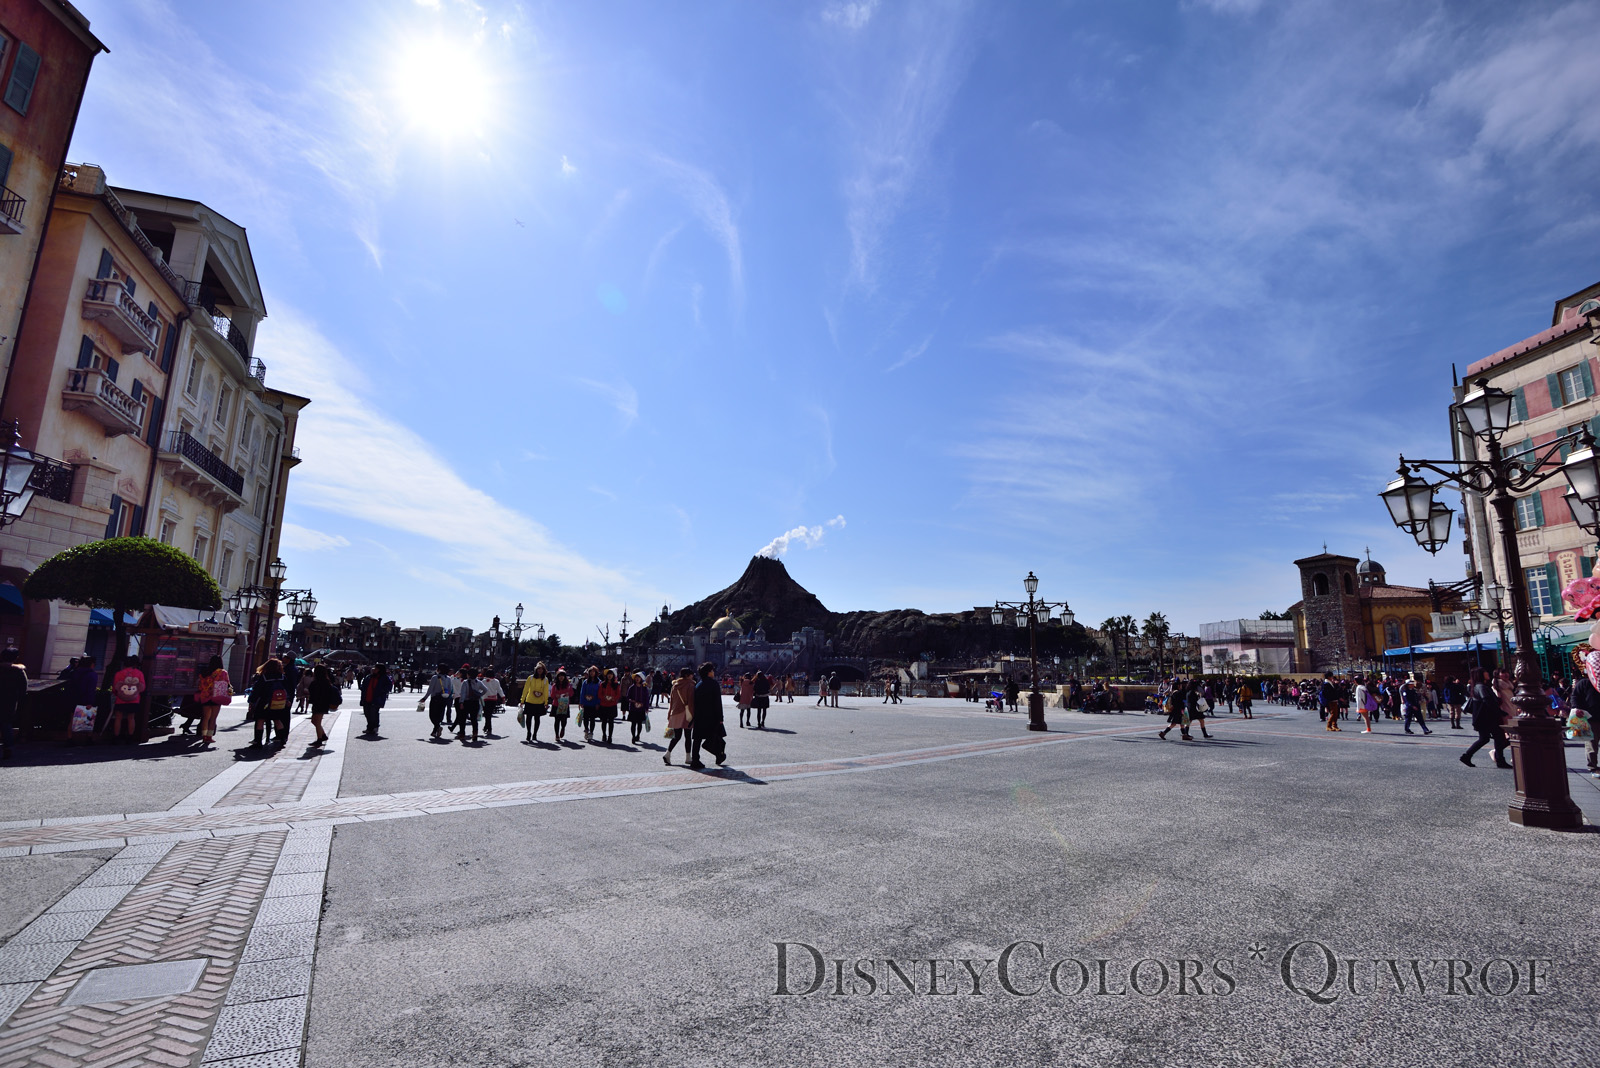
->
[0, 164, 305, 673]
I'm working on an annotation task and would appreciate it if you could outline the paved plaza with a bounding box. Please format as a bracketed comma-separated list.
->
[1, 694, 1597, 1067]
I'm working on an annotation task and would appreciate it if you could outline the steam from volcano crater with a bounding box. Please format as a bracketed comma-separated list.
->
[758, 515, 846, 558]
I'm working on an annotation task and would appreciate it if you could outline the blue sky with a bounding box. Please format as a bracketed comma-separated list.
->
[64, 0, 1600, 639]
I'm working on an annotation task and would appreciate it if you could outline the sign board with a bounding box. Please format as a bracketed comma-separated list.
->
[147, 635, 225, 696]
[187, 620, 238, 638]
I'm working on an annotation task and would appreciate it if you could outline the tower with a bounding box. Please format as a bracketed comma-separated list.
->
[1294, 551, 1363, 669]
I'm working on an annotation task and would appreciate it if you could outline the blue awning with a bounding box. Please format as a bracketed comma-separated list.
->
[0, 583, 20, 615]
[1384, 636, 1516, 656]
[88, 609, 140, 628]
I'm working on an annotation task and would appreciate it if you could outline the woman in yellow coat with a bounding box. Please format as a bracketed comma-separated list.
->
[520, 662, 551, 743]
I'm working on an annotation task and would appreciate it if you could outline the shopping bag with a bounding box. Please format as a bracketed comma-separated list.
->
[644, 713, 652, 735]
[70, 704, 96, 733]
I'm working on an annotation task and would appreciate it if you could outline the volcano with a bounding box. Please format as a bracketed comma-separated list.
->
[646, 556, 833, 642]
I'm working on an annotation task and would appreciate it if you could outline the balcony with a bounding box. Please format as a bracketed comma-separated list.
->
[157, 430, 245, 510]
[1516, 529, 1543, 554]
[82, 278, 158, 355]
[247, 357, 266, 385]
[0, 185, 24, 235]
[28, 456, 76, 504]
[61, 367, 146, 436]
[185, 281, 252, 363]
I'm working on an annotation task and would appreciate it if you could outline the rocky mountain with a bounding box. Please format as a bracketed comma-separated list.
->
[632, 556, 1091, 663]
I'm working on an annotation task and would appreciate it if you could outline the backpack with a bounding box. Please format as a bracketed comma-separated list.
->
[267, 683, 289, 712]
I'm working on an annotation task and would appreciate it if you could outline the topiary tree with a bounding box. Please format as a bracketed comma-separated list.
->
[23, 536, 222, 668]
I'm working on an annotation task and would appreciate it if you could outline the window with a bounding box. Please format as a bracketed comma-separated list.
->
[1514, 494, 1545, 531]
[1527, 566, 1556, 616]
[1549, 362, 1594, 408]
[1407, 618, 1425, 645]
[214, 385, 231, 425]
[253, 481, 267, 519]
[1510, 387, 1528, 423]
[158, 518, 175, 545]
[1383, 620, 1402, 649]
[1505, 438, 1537, 473]
[1319, 621, 1328, 637]
[4, 41, 40, 116]
[250, 427, 261, 469]
[1580, 299, 1600, 316]
[239, 412, 254, 446]
[1313, 573, 1329, 596]
[192, 533, 209, 566]
[219, 548, 233, 587]
[1342, 573, 1354, 595]
[185, 356, 203, 397]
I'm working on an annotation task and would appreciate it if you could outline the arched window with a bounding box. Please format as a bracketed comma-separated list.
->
[1343, 573, 1354, 595]
[1580, 298, 1600, 316]
[1383, 619, 1402, 649]
[1313, 573, 1330, 596]
[1407, 618, 1425, 645]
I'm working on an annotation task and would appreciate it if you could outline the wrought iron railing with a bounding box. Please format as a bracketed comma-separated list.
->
[0, 185, 24, 229]
[184, 281, 253, 361]
[28, 455, 74, 503]
[247, 357, 266, 384]
[164, 430, 244, 495]
[84, 277, 158, 344]
[66, 366, 145, 425]
[60, 166, 189, 297]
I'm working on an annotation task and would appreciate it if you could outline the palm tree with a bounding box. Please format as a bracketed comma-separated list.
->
[1099, 617, 1122, 673]
[1114, 615, 1137, 672]
[1142, 612, 1171, 676]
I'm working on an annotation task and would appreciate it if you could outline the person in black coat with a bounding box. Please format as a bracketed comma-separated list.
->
[689, 661, 726, 769]
[1460, 667, 1511, 768]
[1568, 660, 1600, 774]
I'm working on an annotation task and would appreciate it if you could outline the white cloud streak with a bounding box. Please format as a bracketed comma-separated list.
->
[279, 523, 351, 552]
[574, 377, 639, 426]
[653, 155, 744, 308]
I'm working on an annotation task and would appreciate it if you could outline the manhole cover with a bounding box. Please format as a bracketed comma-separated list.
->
[62, 959, 209, 1006]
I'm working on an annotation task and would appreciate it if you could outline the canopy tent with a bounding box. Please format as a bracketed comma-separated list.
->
[1383, 623, 1591, 658]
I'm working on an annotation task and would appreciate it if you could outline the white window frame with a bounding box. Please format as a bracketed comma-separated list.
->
[1527, 567, 1554, 617]
[185, 356, 203, 397]
[158, 518, 176, 545]
[1558, 365, 1589, 408]
[1514, 496, 1541, 531]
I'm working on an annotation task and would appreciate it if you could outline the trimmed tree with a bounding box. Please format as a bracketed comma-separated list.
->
[23, 536, 222, 668]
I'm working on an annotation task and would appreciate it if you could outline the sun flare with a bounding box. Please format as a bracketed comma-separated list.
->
[388, 33, 494, 138]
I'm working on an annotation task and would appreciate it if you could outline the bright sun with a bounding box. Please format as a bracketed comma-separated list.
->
[389, 33, 494, 138]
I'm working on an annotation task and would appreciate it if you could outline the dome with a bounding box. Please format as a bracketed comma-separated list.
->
[710, 613, 745, 641]
[1357, 554, 1384, 575]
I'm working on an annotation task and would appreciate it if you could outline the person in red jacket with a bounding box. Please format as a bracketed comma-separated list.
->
[110, 655, 147, 741]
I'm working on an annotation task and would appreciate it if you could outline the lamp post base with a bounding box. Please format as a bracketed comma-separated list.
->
[1027, 691, 1046, 731]
[1507, 714, 1586, 830]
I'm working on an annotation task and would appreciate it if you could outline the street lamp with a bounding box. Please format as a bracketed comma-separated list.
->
[992, 571, 1073, 732]
[1377, 382, 1584, 829]
[0, 422, 39, 527]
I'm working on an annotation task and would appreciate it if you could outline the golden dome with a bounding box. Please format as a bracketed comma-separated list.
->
[710, 613, 744, 641]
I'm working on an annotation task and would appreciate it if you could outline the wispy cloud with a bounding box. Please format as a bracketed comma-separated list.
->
[757, 515, 846, 558]
[822, 1, 879, 30]
[280, 522, 351, 552]
[653, 155, 744, 308]
[885, 334, 932, 372]
[258, 305, 651, 627]
[574, 377, 639, 426]
[561, 154, 578, 176]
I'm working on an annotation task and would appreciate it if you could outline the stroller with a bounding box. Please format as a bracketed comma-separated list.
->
[986, 690, 1005, 712]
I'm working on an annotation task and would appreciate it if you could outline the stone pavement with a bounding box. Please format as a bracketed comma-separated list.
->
[2, 695, 1598, 1067]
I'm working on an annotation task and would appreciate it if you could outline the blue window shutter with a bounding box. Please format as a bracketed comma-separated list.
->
[96, 249, 113, 279]
[145, 396, 163, 448]
[1547, 562, 1563, 613]
[4, 43, 40, 116]
[104, 357, 118, 383]
[124, 277, 135, 298]
[0, 142, 13, 190]
[76, 335, 94, 368]
[1582, 361, 1595, 399]
[1585, 557, 1595, 579]
[128, 505, 145, 537]
[130, 381, 143, 403]
[147, 301, 157, 321]
[104, 494, 122, 539]
[1531, 491, 1545, 528]
[1512, 388, 1528, 422]
[1547, 373, 1564, 408]
[159, 323, 177, 373]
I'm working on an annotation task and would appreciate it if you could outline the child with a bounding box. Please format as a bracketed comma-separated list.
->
[110, 655, 146, 741]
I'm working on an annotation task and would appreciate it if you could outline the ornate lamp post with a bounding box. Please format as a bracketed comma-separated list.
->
[992, 570, 1074, 732]
[1378, 378, 1588, 830]
[0, 421, 40, 527]
[500, 603, 539, 682]
[233, 559, 313, 680]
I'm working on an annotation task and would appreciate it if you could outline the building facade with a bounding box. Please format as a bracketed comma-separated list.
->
[1197, 618, 1297, 674]
[0, 0, 102, 394]
[1288, 551, 1460, 671]
[1455, 281, 1600, 620]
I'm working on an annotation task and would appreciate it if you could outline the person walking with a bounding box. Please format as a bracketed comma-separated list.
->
[194, 655, 231, 749]
[829, 671, 842, 708]
[1188, 681, 1214, 739]
[422, 664, 451, 739]
[689, 661, 726, 769]
[737, 673, 754, 729]
[1354, 675, 1376, 733]
[550, 669, 574, 743]
[295, 667, 313, 714]
[751, 670, 771, 729]
[1237, 680, 1254, 719]
[307, 664, 339, 746]
[520, 662, 551, 742]
[815, 673, 829, 707]
[664, 667, 695, 765]
[1401, 675, 1432, 735]
[250, 660, 292, 748]
[456, 666, 485, 743]
[597, 668, 622, 745]
[626, 672, 650, 745]
[1157, 680, 1192, 740]
[1005, 678, 1020, 714]
[578, 666, 602, 742]
[359, 663, 392, 738]
[480, 669, 505, 737]
[1460, 667, 1512, 768]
